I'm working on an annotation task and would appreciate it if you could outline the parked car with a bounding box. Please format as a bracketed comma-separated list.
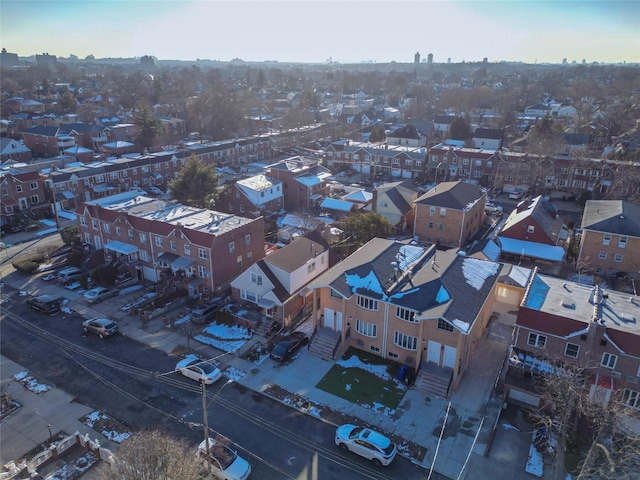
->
[270, 331, 308, 362]
[27, 295, 63, 314]
[197, 438, 251, 480]
[190, 302, 222, 324]
[176, 355, 222, 384]
[334, 424, 397, 466]
[484, 202, 503, 214]
[57, 267, 83, 284]
[83, 287, 119, 304]
[82, 318, 119, 338]
[508, 190, 524, 200]
[41, 273, 58, 282]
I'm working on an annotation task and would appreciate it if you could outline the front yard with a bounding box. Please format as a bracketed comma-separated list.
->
[315, 347, 407, 416]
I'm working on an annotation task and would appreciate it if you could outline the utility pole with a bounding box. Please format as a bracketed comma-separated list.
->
[201, 379, 210, 456]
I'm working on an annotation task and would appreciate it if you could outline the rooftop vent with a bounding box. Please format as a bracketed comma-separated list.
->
[561, 298, 575, 309]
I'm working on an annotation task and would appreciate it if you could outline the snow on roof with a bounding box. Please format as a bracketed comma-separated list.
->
[397, 245, 425, 270]
[452, 319, 470, 333]
[296, 175, 322, 187]
[345, 269, 385, 297]
[462, 257, 500, 290]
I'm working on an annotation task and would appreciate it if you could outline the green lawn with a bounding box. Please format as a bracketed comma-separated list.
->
[315, 347, 406, 413]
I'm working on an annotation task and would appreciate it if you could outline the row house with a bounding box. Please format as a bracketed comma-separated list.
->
[231, 230, 334, 326]
[413, 181, 486, 248]
[505, 273, 640, 419]
[386, 125, 427, 149]
[0, 169, 49, 226]
[76, 191, 265, 295]
[578, 200, 640, 278]
[22, 123, 112, 157]
[48, 150, 189, 207]
[216, 174, 284, 218]
[494, 153, 632, 200]
[266, 156, 332, 212]
[426, 144, 499, 187]
[325, 142, 427, 180]
[184, 135, 272, 167]
[307, 239, 501, 397]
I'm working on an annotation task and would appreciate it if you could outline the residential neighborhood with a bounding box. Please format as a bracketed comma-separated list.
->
[1, 35, 639, 480]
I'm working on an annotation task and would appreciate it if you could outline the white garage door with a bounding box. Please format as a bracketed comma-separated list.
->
[142, 266, 158, 283]
[427, 340, 441, 364]
[443, 345, 457, 369]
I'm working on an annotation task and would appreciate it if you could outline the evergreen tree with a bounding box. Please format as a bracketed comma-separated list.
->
[133, 100, 160, 150]
[168, 155, 220, 208]
[449, 116, 470, 141]
[341, 212, 393, 252]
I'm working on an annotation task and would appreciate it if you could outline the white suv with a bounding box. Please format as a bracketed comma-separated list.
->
[335, 424, 397, 466]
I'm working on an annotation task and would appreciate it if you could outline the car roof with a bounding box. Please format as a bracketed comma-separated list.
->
[360, 428, 391, 448]
[86, 318, 113, 325]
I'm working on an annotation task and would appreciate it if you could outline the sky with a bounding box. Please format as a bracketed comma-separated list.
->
[2, 0, 639, 64]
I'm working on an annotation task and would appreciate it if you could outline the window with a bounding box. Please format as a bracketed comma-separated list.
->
[599, 251, 607, 260]
[103, 224, 110, 233]
[245, 234, 251, 245]
[396, 307, 416, 322]
[128, 230, 134, 240]
[614, 254, 623, 263]
[527, 333, 547, 348]
[229, 242, 235, 253]
[357, 295, 378, 311]
[601, 352, 617, 369]
[619, 236, 627, 248]
[170, 240, 176, 251]
[394, 332, 418, 350]
[139, 233, 147, 244]
[438, 318, 454, 332]
[370, 345, 380, 353]
[440, 208, 446, 217]
[565, 343, 580, 358]
[198, 265, 206, 277]
[80, 217, 87, 227]
[198, 248, 206, 259]
[247, 251, 252, 261]
[307, 261, 316, 274]
[623, 389, 640, 409]
[251, 273, 263, 285]
[116, 226, 121, 237]
[139, 249, 149, 261]
[184, 244, 191, 255]
[16, 185, 23, 192]
[603, 234, 611, 246]
[1, 188, 7, 196]
[237, 255, 242, 267]
[155, 237, 163, 247]
[356, 319, 377, 337]
[330, 288, 342, 299]
[30, 195, 39, 204]
[388, 352, 399, 359]
[429, 206, 436, 216]
[92, 220, 98, 230]
[527, 225, 535, 234]
[30, 182, 38, 190]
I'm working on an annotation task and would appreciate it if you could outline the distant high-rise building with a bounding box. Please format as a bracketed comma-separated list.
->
[414, 51, 420, 64]
[427, 53, 433, 64]
[0, 48, 19, 67]
[140, 55, 155, 70]
[36, 53, 57, 67]
[447, 57, 451, 64]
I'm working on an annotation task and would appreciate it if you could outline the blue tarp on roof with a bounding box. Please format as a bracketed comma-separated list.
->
[320, 197, 354, 212]
[498, 237, 565, 262]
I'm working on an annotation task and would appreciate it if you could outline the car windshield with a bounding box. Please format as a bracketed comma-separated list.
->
[102, 322, 117, 329]
[272, 343, 288, 355]
[201, 362, 218, 375]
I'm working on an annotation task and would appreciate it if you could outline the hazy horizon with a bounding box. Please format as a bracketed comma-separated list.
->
[2, 0, 639, 65]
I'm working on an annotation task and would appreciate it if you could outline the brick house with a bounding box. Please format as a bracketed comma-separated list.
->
[216, 174, 283, 218]
[578, 200, 640, 278]
[0, 137, 32, 163]
[413, 181, 486, 248]
[230, 230, 333, 326]
[426, 143, 499, 187]
[505, 273, 640, 413]
[307, 238, 501, 396]
[0, 169, 49, 226]
[497, 195, 568, 264]
[265, 156, 332, 212]
[22, 123, 112, 157]
[76, 191, 265, 295]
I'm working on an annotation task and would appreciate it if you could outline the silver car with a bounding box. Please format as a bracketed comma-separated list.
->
[82, 318, 119, 338]
[83, 287, 119, 304]
[335, 424, 397, 466]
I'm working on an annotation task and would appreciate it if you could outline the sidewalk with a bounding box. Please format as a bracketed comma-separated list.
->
[0, 256, 553, 480]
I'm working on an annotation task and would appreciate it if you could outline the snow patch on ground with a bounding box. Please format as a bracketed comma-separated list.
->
[12, 371, 52, 394]
[195, 322, 252, 352]
[223, 366, 246, 382]
[81, 411, 131, 444]
[502, 422, 520, 431]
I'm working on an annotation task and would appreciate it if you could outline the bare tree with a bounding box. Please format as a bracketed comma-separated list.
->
[94, 429, 208, 480]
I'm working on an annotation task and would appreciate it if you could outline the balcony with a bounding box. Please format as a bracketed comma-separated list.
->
[56, 135, 75, 148]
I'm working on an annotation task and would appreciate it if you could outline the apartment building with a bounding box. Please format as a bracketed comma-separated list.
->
[76, 191, 265, 294]
[413, 181, 486, 248]
[216, 174, 284, 218]
[308, 238, 501, 395]
[578, 200, 640, 278]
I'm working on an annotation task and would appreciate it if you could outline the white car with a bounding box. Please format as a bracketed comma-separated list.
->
[176, 354, 222, 385]
[335, 424, 397, 466]
[197, 438, 251, 480]
[485, 202, 503, 214]
[83, 287, 119, 304]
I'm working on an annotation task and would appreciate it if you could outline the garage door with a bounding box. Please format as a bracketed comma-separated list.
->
[142, 266, 158, 283]
[508, 387, 540, 407]
[443, 345, 457, 369]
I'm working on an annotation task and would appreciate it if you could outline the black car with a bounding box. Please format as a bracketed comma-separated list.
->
[27, 295, 63, 314]
[270, 331, 309, 362]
